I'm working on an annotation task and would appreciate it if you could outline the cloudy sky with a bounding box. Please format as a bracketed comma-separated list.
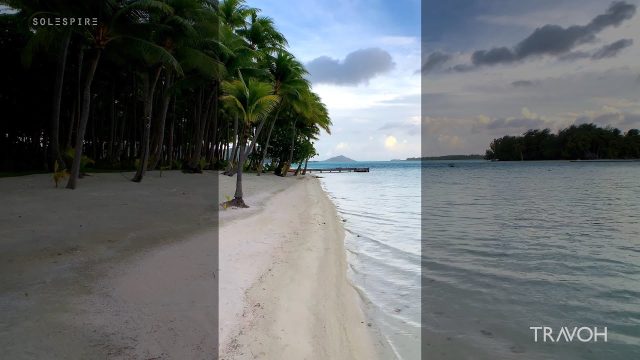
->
[251, 0, 421, 160]
[423, 0, 640, 156]
[254, 0, 639, 160]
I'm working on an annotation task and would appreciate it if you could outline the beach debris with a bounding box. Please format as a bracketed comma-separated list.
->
[480, 329, 494, 337]
[52, 161, 68, 188]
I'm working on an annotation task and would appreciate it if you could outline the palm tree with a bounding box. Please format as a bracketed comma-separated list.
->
[10, 0, 76, 169]
[221, 72, 279, 207]
[257, 50, 308, 175]
[215, 23, 262, 174]
[66, 0, 179, 188]
[149, 0, 220, 170]
[1, 0, 335, 193]
[217, 0, 251, 31]
[280, 90, 330, 176]
[131, 0, 220, 178]
[237, 12, 287, 53]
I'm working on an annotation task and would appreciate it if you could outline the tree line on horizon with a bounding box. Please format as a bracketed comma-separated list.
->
[0, 0, 330, 206]
[485, 123, 640, 161]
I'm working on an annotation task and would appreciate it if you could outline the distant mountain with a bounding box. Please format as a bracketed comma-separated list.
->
[324, 155, 356, 162]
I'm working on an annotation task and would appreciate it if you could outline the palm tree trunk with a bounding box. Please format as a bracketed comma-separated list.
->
[243, 115, 268, 160]
[294, 161, 302, 175]
[187, 87, 210, 171]
[133, 67, 162, 182]
[224, 114, 239, 174]
[227, 126, 249, 208]
[209, 99, 218, 163]
[302, 157, 309, 175]
[235, 144, 245, 200]
[281, 119, 296, 177]
[168, 105, 175, 169]
[51, 32, 71, 170]
[107, 82, 116, 162]
[150, 72, 173, 170]
[66, 46, 84, 150]
[66, 49, 101, 189]
[257, 109, 280, 175]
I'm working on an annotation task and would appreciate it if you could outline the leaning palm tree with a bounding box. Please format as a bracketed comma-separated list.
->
[281, 90, 330, 176]
[65, 0, 178, 188]
[148, 0, 221, 170]
[220, 72, 279, 207]
[257, 50, 308, 174]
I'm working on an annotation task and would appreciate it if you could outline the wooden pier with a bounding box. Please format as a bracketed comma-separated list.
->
[289, 167, 370, 173]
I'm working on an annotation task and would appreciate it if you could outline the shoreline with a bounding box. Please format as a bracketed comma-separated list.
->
[0, 171, 380, 359]
[219, 175, 380, 359]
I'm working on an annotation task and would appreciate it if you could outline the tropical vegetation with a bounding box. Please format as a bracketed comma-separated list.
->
[0, 0, 331, 207]
[485, 124, 640, 161]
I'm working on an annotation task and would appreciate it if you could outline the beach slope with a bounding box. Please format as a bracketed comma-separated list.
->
[0, 171, 377, 359]
[219, 175, 377, 359]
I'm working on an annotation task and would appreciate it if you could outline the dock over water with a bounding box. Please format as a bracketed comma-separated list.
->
[291, 167, 370, 173]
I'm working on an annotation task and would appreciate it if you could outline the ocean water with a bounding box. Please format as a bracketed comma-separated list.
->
[316, 160, 640, 360]
[315, 161, 422, 359]
[423, 160, 640, 360]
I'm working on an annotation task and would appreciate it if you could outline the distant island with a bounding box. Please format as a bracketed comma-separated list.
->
[485, 123, 640, 161]
[406, 155, 484, 161]
[324, 155, 356, 162]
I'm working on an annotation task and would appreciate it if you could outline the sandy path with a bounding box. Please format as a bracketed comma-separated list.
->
[219, 176, 378, 360]
[0, 171, 378, 359]
[0, 171, 216, 359]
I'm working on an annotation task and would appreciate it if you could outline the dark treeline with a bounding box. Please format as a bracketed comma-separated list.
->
[407, 155, 484, 161]
[485, 124, 640, 161]
[1, 0, 330, 206]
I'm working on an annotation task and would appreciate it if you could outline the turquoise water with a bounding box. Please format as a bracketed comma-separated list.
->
[316, 161, 421, 359]
[316, 160, 640, 360]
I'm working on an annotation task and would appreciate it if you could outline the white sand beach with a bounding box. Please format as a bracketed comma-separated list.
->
[0, 171, 378, 359]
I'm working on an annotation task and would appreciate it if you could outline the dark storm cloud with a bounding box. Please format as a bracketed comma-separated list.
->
[559, 38, 634, 61]
[591, 38, 634, 59]
[460, 1, 636, 69]
[471, 116, 548, 134]
[472, 46, 516, 66]
[511, 80, 536, 87]
[558, 51, 592, 61]
[307, 48, 395, 85]
[418, 51, 452, 74]
[622, 113, 640, 126]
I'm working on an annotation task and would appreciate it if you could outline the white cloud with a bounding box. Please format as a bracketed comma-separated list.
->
[377, 36, 418, 47]
[336, 142, 349, 150]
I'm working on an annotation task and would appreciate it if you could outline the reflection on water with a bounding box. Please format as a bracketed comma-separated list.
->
[423, 160, 640, 360]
